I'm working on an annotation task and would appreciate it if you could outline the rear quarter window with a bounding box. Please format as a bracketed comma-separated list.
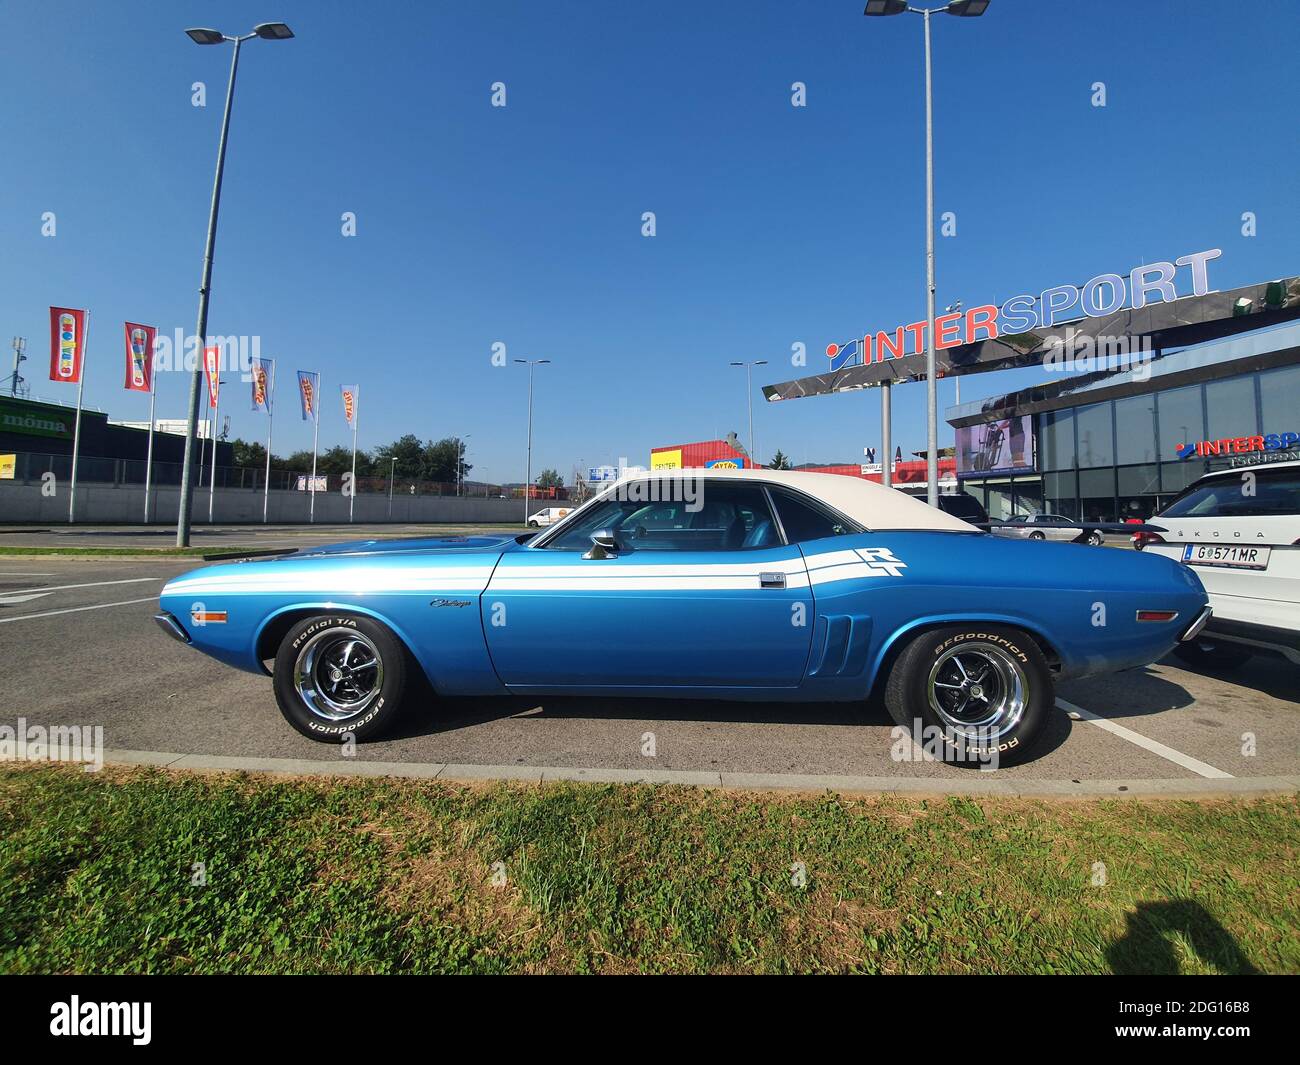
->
[1161, 468, 1300, 518]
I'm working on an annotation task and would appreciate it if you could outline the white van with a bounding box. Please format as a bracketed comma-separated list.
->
[527, 506, 572, 528]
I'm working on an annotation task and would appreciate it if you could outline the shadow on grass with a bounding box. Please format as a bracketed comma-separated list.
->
[1106, 900, 1260, 974]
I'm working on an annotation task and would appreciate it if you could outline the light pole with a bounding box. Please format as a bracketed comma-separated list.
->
[387, 456, 397, 519]
[176, 22, 294, 547]
[863, 0, 988, 505]
[729, 359, 767, 466]
[514, 359, 550, 523]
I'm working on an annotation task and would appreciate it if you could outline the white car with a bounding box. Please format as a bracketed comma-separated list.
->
[1135, 460, 1300, 668]
[527, 506, 572, 527]
[998, 513, 1107, 546]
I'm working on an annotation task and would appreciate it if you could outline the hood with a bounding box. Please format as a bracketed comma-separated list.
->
[284, 533, 522, 559]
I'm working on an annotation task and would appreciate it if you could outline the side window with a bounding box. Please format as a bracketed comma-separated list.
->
[769, 487, 858, 543]
[543, 480, 780, 551]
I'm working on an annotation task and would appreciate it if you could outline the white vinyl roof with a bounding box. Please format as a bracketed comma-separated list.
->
[596, 468, 976, 532]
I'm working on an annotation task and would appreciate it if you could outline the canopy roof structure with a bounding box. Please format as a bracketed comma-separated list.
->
[762, 276, 1300, 403]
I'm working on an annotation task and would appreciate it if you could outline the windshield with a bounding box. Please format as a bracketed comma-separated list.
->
[1160, 467, 1300, 518]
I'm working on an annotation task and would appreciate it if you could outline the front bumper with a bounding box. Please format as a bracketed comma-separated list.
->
[154, 612, 191, 645]
[1179, 604, 1213, 643]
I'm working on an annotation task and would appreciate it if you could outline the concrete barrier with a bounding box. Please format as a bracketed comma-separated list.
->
[0, 482, 526, 524]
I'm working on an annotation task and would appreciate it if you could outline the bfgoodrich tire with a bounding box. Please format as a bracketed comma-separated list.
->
[273, 614, 410, 742]
[883, 624, 1054, 767]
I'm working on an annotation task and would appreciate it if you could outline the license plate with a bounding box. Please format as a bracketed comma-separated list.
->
[1181, 544, 1271, 569]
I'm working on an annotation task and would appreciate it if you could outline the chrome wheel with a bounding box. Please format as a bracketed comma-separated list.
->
[293, 626, 384, 722]
[927, 644, 1028, 739]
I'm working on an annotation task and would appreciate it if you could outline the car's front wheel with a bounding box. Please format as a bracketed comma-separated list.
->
[1028, 530, 1046, 541]
[273, 614, 410, 742]
[1085, 529, 1104, 546]
[1173, 637, 1253, 671]
[883, 624, 1054, 766]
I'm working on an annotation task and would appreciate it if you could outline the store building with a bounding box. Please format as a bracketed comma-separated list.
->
[0, 394, 232, 485]
[946, 322, 1300, 521]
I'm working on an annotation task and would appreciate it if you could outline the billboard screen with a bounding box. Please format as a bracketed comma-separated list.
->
[957, 415, 1034, 476]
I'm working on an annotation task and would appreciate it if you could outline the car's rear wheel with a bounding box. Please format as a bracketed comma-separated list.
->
[273, 614, 409, 742]
[1029, 530, 1046, 541]
[1085, 529, 1104, 546]
[1173, 637, 1253, 671]
[884, 624, 1053, 766]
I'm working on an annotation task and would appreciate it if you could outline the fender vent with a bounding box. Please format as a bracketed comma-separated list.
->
[807, 614, 873, 678]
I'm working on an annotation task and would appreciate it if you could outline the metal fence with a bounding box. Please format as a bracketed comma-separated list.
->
[0, 450, 547, 499]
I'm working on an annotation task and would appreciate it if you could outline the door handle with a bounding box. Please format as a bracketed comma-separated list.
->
[759, 571, 786, 589]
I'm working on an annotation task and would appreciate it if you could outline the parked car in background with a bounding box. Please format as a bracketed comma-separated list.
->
[933, 491, 988, 525]
[155, 470, 1209, 765]
[1134, 460, 1300, 669]
[527, 506, 573, 527]
[997, 513, 1107, 546]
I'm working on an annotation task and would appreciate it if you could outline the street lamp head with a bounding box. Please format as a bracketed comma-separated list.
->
[253, 22, 294, 40]
[537, 359, 551, 365]
[945, 0, 990, 16]
[185, 27, 227, 44]
[863, 0, 907, 15]
[755, 360, 768, 366]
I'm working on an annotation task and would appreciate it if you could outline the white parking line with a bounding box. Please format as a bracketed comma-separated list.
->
[1056, 697, 1233, 779]
[0, 576, 161, 596]
[0, 596, 159, 624]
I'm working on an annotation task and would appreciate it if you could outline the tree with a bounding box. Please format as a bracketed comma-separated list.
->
[421, 437, 471, 483]
[230, 438, 266, 468]
[282, 450, 316, 473]
[536, 468, 563, 489]
[373, 434, 424, 479]
[316, 445, 357, 476]
[769, 449, 791, 470]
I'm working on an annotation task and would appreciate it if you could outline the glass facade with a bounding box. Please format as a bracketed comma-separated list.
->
[957, 363, 1300, 521]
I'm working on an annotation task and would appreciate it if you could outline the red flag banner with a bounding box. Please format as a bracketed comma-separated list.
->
[124, 323, 156, 393]
[203, 346, 221, 408]
[49, 307, 88, 383]
[340, 385, 357, 427]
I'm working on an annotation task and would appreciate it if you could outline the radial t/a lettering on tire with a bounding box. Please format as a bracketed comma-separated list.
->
[883, 623, 1054, 766]
[272, 614, 410, 742]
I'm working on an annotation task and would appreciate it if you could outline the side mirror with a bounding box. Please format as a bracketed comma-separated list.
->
[583, 529, 619, 560]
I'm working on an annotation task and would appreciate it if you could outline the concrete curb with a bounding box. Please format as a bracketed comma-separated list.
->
[94, 749, 1300, 798]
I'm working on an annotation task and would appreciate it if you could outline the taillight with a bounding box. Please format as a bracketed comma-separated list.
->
[1136, 610, 1178, 622]
[1131, 531, 1165, 551]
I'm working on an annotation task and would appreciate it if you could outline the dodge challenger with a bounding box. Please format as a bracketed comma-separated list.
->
[155, 470, 1210, 763]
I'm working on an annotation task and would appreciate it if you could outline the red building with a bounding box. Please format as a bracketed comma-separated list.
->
[649, 439, 955, 489]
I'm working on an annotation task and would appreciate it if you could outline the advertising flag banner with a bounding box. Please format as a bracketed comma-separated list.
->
[251, 356, 273, 412]
[340, 385, 357, 427]
[297, 370, 317, 420]
[49, 307, 88, 383]
[124, 323, 156, 393]
[203, 346, 221, 408]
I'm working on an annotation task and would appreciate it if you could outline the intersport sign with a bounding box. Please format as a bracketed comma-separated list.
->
[825, 249, 1222, 371]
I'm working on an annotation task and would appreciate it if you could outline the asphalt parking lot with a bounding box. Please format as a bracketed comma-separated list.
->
[1, 548, 1296, 788]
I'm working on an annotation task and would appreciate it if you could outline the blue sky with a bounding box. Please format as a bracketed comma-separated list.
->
[2, 0, 1297, 484]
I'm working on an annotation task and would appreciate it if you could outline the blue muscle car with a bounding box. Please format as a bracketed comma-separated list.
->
[156, 470, 1211, 763]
